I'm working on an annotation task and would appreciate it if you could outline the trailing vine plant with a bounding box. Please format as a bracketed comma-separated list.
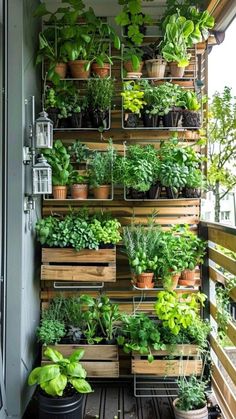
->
[216, 277, 236, 343]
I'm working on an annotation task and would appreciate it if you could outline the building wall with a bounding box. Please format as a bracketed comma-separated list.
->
[201, 190, 236, 226]
[5, 0, 41, 417]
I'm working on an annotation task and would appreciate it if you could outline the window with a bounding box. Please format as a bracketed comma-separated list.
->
[221, 211, 231, 221]
[203, 212, 211, 221]
[222, 194, 230, 201]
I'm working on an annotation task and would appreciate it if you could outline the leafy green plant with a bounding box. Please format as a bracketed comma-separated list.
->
[88, 146, 113, 187]
[176, 375, 207, 411]
[37, 319, 66, 346]
[140, 82, 185, 116]
[172, 225, 206, 270]
[42, 140, 72, 186]
[87, 77, 114, 112]
[69, 171, 87, 186]
[154, 291, 206, 335]
[121, 81, 146, 115]
[117, 313, 165, 362]
[28, 347, 92, 396]
[90, 216, 121, 245]
[182, 90, 201, 111]
[115, 0, 153, 45]
[185, 167, 205, 189]
[161, 11, 194, 68]
[123, 43, 143, 71]
[68, 140, 89, 164]
[159, 161, 188, 193]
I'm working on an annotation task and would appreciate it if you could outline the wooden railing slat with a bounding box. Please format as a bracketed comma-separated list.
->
[209, 269, 236, 302]
[210, 334, 236, 386]
[210, 302, 236, 346]
[209, 247, 236, 276]
[208, 227, 236, 253]
[212, 364, 236, 419]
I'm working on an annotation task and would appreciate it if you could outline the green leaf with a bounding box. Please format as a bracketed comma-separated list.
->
[40, 374, 67, 397]
[38, 365, 60, 384]
[66, 362, 87, 378]
[69, 349, 85, 362]
[44, 347, 63, 363]
[28, 367, 42, 386]
[33, 3, 50, 18]
[69, 378, 93, 394]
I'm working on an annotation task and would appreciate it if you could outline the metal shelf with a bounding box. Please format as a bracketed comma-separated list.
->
[133, 285, 199, 291]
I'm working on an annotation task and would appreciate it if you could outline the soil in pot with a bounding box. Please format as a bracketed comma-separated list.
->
[124, 113, 139, 128]
[148, 182, 162, 199]
[52, 186, 67, 200]
[68, 60, 90, 78]
[91, 63, 110, 78]
[145, 59, 166, 78]
[126, 188, 147, 200]
[136, 272, 154, 289]
[47, 108, 59, 128]
[165, 187, 179, 199]
[38, 389, 83, 419]
[55, 62, 67, 79]
[183, 187, 201, 198]
[182, 110, 201, 128]
[71, 184, 88, 199]
[124, 60, 144, 74]
[90, 109, 109, 129]
[179, 269, 196, 286]
[173, 398, 208, 419]
[92, 185, 110, 199]
[162, 108, 182, 127]
[70, 112, 82, 128]
[169, 63, 185, 78]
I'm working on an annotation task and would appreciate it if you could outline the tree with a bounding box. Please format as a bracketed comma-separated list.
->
[208, 86, 236, 223]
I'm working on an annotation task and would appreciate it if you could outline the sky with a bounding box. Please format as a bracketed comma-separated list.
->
[208, 17, 236, 98]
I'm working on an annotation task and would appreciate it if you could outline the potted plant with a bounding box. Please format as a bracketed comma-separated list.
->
[28, 347, 92, 419]
[182, 91, 201, 127]
[68, 140, 89, 168]
[139, 81, 162, 127]
[177, 226, 206, 286]
[44, 86, 59, 127]
[121, 81, 146, 127]
[173, 376, 208, 419]
[183, 168, 205, 198]
[36, 31, 68, 83]
[43, 140, 72, 199]
[123, 43, 144, 77]
[88, 146, 113, 199]
[161, 12, 194, 78]
[86, 77, 114, 129]
[117, 313, 165, 363]
[69, 172, 88, 200]
[115, 0, 152, 45]
[155, 82, 185, 127]
[123, 220, 161, 288]
[142, 41, 167, 78]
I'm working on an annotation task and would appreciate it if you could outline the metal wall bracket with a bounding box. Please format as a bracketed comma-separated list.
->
[24, 196, 36, 213]
[23, 146, 31, 165]
[53, 281, 104, 290]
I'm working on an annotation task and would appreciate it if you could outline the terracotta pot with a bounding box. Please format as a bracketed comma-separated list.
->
[93, 185, 110, 199]
[145, 59, 166, 78]
[169, 63, 185, 78]
[71, 184, 88, 200]
[55, 62, 67, 78]
[173, 399, 208, 419]
[52, 186, 67, 200]
[136, 272, 154, 288]
[124, 60, 144, 74]
[165, 273, 180, 290]
[68, 60, 90, 78]
[91, 63, 110, 78]
[179, 269, 196, 286]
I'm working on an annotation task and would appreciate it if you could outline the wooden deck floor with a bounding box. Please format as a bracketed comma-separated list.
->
[24, 380, 175, 419]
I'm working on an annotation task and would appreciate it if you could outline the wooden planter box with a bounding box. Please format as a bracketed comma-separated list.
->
[132, 344, 202, 377]
[42, 344, 119, 378]
[41, 247, 116, 282]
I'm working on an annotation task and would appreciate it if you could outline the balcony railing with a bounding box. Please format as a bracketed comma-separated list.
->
[200, 221, 236, 419]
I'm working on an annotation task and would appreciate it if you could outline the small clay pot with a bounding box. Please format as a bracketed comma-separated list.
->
[136, 272, 154, 288]
[179, 269, 196, 286]
[124, 60, 144, 74]
[93, 185, 110, 199]
[55, 62, 67, 78]
[71, 184, 88, 200]
[169, 63, 185, 78]
[52, 186, 67, 200]
[145, 59, 166, 78]
[91, 63, 110, 78]
[173, 398, 208, 419]
[68, 60, 90, 78]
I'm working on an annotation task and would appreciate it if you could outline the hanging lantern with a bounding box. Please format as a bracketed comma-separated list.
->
[35, 111, 53, 149]
[32, 155, 52, 195]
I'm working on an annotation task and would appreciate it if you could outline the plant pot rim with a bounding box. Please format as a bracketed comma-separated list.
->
[38, 387, 83, 400]
[93, 184, 110, 188]
[53, 185, 67, 188]
[68, 59, 89, 64]
[173, 398, 207, 414]
[145, 58, 166, 64]
[71, 183, 88, 186]
[92, 62, 110, 68]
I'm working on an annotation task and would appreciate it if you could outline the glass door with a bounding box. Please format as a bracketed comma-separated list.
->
[0, 0, 6, 416]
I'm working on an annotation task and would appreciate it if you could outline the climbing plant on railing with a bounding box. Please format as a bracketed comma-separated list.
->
[216, 277, 236, 343]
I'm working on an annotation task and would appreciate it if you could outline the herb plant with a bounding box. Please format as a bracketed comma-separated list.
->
[121, 81, 146, 115]
[87, 77, 114, 112]
[88, 146, 113, 187]
[42, 139, 72, 186]
[68, 140, 89, 164]
[216, 277, 236, 342]
[176, 375, 207, 411]
[37, 319, 65, 346]
[28, 347, 92, 396]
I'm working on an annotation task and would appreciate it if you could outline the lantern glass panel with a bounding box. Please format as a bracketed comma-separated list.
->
[33, 167, 52, 195]
[36, 121, 53, 149]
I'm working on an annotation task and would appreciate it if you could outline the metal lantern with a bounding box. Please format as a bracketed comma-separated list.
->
[35, 111, 53, 149]
[32, 155, 52, 195]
